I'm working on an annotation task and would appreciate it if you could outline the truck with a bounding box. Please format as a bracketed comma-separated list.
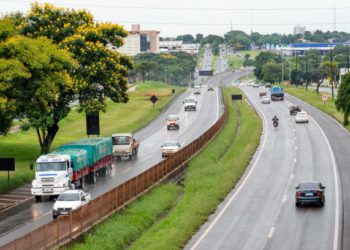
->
[112, 133, 139, 160]
[270, 86, 284, 101]
[183, 97, 197, 111]
[31, 138, 113, 201]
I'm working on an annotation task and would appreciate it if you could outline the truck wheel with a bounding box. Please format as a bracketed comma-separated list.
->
[80, 177, 86, 189]
[91, 172, 97, 184]
[35, 196, 42, 202]
[129, 154, 133, 160]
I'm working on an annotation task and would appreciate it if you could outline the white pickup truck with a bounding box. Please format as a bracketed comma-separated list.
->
[52, 189, 91, 219]
[112, 133, 140, 160]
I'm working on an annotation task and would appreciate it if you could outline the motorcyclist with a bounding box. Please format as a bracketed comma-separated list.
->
[272, 115, 279, 128]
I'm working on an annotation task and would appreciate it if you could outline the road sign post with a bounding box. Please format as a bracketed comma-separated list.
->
[0, 158, 15, 180]
[149, 95, 159, 108]
[321, 94, 329, 105]
[231, 94, 243, 104]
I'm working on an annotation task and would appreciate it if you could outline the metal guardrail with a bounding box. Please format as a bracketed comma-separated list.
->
[1, 107, 228, 250]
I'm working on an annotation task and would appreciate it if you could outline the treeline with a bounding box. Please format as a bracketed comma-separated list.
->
[132, 52, 196, 86]
[173, 30, 350, 55]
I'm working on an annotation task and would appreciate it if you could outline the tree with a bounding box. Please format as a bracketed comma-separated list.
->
[0, 36, 77, 153]
[195, 33, 203, 43]
[176, 34, 195, 44]
[335, 73, 350, 125]
[20, 3, 133, 113]
[253, 52, 281, 80]
[262, 62, 282, 83]
[135, 61, 157, 82]
[224, 31, 251, 50]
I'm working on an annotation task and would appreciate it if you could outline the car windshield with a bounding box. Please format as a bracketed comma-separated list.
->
[184, 99, 196, 103]
[167, 115, 178, 121]
[163, 141, 178, 147]
[298, 183, 320, 190]
[57, 193, 80, 201]
[297, 112, 307, 116]
[112, 136, 130, 145]
[36, 162, 67, 172]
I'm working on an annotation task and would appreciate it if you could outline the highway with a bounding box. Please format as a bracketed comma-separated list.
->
[0, 47, 248, 246]
[186, 83, 341, 250]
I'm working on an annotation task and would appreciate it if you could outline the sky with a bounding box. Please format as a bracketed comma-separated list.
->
[1, 0, 350, 37]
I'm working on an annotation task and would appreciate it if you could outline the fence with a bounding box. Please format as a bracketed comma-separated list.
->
[1, 107, 228, 250]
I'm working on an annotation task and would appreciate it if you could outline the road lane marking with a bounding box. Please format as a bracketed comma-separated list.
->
[268, 227, 276, 238]
[293, 158, 297, 163]
[122, 167, 132, 174]
[310, 116, 341, 250]
[290, 174, 294, 180]
[282, 195, 287, 203]
[294, 146, 298, 150]
[189, 86, 268, 250]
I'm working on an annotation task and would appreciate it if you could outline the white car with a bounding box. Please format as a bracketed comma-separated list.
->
[166, 114, 180, 130]
[161, 141, 181, 158]
[253, 83, 259, 88]
[295, 111, 309, 123]
[52, 189, 91, 219]
[183, 98, 197, 111]
[261, 96, 270, 104]
[194, 85, 201, 95]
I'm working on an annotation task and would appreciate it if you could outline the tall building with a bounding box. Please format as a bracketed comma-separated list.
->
[293, 25, 306, 35]
[117, 24, 160, 56]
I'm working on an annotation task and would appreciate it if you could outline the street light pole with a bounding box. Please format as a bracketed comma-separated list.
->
[330, 46, 334, 99]
[295, 48, 298, 87]
[347, 44, 350, 72]
[281, 52, 284, 83]
[305, 50, 308, 91]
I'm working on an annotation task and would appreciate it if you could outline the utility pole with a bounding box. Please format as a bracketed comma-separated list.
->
[330, 47, 334, 99]
[281, 52, 284, 83]
[295, 48, 298, 87]
[305, 50, 308, 91]
[347, 44, 350, 72]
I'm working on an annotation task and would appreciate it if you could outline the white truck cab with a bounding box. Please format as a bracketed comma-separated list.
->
[31, 154, 73, 201]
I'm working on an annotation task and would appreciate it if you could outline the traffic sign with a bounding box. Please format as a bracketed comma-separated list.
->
[321, 94, 329, 102]
[149, 95, 158, 104]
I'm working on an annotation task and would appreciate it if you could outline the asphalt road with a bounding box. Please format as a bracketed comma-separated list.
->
[0, 56, 252, 246]
[186, 83, 341, 250]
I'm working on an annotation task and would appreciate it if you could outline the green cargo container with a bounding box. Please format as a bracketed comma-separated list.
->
[59, 137, 113, 167]
[49, 149, 88, 171]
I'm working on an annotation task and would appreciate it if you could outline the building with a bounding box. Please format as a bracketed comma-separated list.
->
[293, 25, 306, 35]
[117, 24, 160, 56]
[159, 40, 200, 54]
[277, 42, 350, 56]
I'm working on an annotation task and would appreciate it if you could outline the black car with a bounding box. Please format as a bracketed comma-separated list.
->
[207, 87, 214, 91]
[289, 106, 301, 115]
[295, 181, 325, 207]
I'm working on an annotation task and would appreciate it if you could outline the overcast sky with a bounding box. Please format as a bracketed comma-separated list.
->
[1, 0, 350, 37]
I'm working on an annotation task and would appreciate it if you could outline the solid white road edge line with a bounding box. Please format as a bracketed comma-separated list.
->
[310, 116, 340, 250]
[268, 227, 276, 239]
[189, 88, 268, 250]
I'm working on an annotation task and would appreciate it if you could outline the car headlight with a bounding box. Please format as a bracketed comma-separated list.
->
[32, 180, 38, 187]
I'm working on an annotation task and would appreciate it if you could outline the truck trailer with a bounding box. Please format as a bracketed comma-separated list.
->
[270, 86, 284, 101]
[31, 138, 113, 201]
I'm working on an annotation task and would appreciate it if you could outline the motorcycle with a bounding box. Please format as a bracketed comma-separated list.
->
[273, 120, 278, 129]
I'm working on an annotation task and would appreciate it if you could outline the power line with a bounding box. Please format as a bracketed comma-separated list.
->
[2, 0, 350, 12]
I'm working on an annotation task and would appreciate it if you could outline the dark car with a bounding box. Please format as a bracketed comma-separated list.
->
[295, 181, 325, 207]
[207, 87, 214, 91]
[289, 106, 301, 115]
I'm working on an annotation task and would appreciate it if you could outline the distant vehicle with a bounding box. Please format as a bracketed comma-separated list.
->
[247, 82, 253, 86]
[259, 92, 267, 98]
[261, 96, 271, 104]
[295, 181, 325, 207]
[270, 86, 284, 101]
[166, 114, 180, 130]
[112, 133, 139, 160]
[194, 85, 201, 95]
[31, 138, 113, 201]
[295, 111, 309, 123]
[265, 83, 272, 88]
[183, 98, 197, 111]
[253, 83, 259, 88]
[289, 106, 301, 115]
[161, 141, 181, 158]
[207, 87, 214, 91]
[52, 189, 91, 219]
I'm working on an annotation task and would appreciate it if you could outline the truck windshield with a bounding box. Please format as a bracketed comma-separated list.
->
[57, 193, 80, 201]
[112, 136, 130, 145]
[36, 162, 67, 172]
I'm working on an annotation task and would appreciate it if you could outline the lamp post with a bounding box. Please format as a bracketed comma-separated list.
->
[305, 50, 308, 91]
[347, 44, 350, 72]
[295, 48, 298, 87]
[330, 45, 334, 99]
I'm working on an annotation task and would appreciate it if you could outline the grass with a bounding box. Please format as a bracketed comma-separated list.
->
[283, 85, 350, 132]
[0, 81, 185, 194]
[129, 87, 262, 249]
[239, 73, 256, 81]
[70, 86, 262, 250]
[68, 183, 182, 250]
[211, 54, 219, 71]
[226, 50, 260, 70]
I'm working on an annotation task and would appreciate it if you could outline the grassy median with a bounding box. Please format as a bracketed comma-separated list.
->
[284, 86, 350, 132]
[0, 81, 184, 194]
[68, 86, 262, 249]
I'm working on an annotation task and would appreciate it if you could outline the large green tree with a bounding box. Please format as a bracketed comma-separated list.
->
[0, 36, 77, 153]
[336, 73, 350, 125]
[262, 61, 282, 83]
[20, 2, 133, 113]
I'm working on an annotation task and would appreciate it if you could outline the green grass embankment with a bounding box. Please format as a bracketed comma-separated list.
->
[0, 81, 184, 194]
[226, 50, 260, 70]
[284, 86, 350, 132]
[68, 86, 262, 250]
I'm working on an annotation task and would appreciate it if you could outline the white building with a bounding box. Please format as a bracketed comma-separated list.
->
[117, 31, 141, 56]
[159, 40, 200, 54]
[293, 25, 306, 35]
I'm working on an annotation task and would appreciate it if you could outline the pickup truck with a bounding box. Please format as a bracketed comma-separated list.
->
[52, 189, 91, 219]
[112, 133, 139, 160]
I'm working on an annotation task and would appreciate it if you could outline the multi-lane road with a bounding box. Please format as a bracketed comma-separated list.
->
[185, 81, 350, 250]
